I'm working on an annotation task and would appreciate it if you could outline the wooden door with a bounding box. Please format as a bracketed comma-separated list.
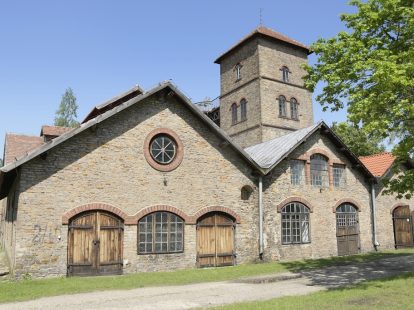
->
[68, 211, 123, 276]
[393, 205, 414, 248]
[336, 204, 360, 256]
[197, 212, 235, 267]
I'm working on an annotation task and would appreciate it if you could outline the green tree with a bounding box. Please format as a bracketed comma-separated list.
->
[54, 87, 80, 127]
[305, 0, 414, 198]
[331, 122, 385, 156]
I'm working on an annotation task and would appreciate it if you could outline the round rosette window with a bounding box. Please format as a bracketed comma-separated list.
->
[144, 128, 184, 172]
[150, 135, 177, 164]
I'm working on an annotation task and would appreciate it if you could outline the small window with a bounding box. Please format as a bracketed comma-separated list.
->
[336, 203, 358, 227]
[281, 202, 310, 244]
[278, 95, 286, 117]
[231, 103, 238, 125]
[310, 154, 329, 187]
[290, 160, 305, 185]
[235, 63, 242, 80]
[150, 135, 177, 165]
[241, 185, 253, 200]
[138, 212, 184, 254]
[290, 98, 299, 120]
[281, 66, 290, 82]
[333, 164, 346, 187]
[240, 99, 247, 121]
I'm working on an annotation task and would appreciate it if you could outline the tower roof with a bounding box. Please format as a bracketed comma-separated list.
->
[214, 26, 310, 64]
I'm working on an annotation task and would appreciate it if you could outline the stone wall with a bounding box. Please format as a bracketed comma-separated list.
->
[374, 171, 413, 250]
[11, 89, 259, 278]
[262, 132, 373, 260]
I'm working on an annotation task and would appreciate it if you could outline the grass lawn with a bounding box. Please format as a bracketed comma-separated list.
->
[0, 248, 413, 304]
[214, 272, 414, 310]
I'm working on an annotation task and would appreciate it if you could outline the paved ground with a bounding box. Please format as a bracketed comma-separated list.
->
[2, 254, 414, 310]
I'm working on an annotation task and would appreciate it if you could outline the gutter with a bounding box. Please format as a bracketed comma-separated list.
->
[371, 182, 379, 250]
[258, 175, 264, 259]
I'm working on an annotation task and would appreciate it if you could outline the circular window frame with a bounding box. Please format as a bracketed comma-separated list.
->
[144, 128, 184, 172]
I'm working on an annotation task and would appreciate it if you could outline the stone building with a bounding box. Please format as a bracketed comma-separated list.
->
[0, 27, 413, 278]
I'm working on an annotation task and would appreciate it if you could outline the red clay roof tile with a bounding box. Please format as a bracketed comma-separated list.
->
[215, 26, 310, 63]
[40, 125, 73, 138]
[4, 134, 44, 165]
[359, 152, 395, 177]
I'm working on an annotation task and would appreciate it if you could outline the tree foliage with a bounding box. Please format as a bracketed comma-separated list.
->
[331, 122, 385, 156]
[305, 0, 414, 198]
[54, 87, 80, 128]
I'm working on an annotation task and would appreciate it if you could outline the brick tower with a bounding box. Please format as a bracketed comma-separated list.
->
[214, 27, 314, 148]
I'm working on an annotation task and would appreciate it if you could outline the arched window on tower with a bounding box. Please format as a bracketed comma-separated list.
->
[235, 63, 242, 81]
[231, 103, 238, 125]
[240, 98, 247, 121]
[290, 97, 299, 120]
[279, 95, 286, 117]
[281, 66, 290, 82]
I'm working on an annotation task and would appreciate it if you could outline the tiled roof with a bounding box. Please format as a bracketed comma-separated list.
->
[215, 26, 310, 63]
[82, 85, 143, 123]
[245, 123, 321, 169]
[3, 134, 44, 165]
[359, 152, 395, 177]
[40, 125, 73, 137]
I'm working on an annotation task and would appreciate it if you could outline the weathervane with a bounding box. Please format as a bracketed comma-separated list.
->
[259, 8, 263, 26]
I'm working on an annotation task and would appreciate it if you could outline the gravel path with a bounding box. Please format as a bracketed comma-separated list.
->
[2, 254, 414, 310]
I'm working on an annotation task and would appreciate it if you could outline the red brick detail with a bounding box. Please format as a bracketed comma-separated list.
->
[332, 199, 362, 213]
[62, 203, 128, 224]
[390, 203, 410, 215]
[143, 128, 184, 172]
[191, 206, 241, 224]
[129, 205, 191, 224]
[276, 197, 314, 213]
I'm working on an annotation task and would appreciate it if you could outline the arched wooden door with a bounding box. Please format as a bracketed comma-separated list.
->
[336, 204, 360, 256]
[196, 212, 235, 267]
[68, 210, 124, 276]
[393, 205, 414, 248]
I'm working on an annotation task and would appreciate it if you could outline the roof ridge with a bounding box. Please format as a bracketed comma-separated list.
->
[359, 152, 393, 159]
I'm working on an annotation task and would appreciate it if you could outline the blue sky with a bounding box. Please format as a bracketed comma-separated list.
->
[0, 0, 355, 157]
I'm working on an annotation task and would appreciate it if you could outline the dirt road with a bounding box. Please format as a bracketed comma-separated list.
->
[2, 254, 413, 310]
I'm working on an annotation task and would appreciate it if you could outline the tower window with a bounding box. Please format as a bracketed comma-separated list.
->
[235, 63, 242, 81]
[290, 98, 299, 120]
[281, 66, 290, 82]
[240, 99, 247, 121]
[278, 95, 286, 117]
[231, 103, 238, 125]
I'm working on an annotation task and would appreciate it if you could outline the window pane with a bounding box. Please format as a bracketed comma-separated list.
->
[311, 154, 328, 187]
[281, 203, 311, 245]
[290, 160, 304, 185]
[333, 164, 346, 187]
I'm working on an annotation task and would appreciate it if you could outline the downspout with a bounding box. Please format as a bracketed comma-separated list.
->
[371, 182, 379, 251]
[259, 175, 264, 259]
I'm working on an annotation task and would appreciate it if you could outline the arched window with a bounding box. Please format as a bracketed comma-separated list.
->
[240, 99, 247, 121]
[138, 212, 184, 254]
[231, 103, 238, 125]
[281, 202, 310, 244]
[241, 185, 253, 201]
[310, 154, 329, 187]
[235, 63, 242, 80]
[278, 95, 286, 117]
[281, 66, 290, 82]
[290, 98, 299, 120]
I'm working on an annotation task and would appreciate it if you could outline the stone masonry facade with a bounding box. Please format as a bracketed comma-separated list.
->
[0, 27, 412, 279]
